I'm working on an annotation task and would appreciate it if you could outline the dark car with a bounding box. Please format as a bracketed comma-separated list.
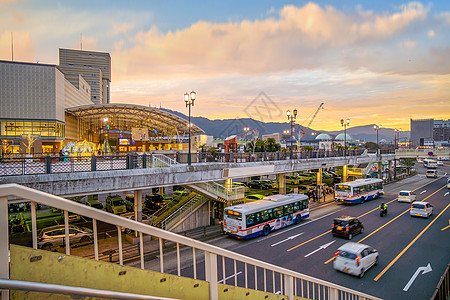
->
[144, 194, 166, 211]
[332, 216, 364, 240]
[248, 180, 270, 190]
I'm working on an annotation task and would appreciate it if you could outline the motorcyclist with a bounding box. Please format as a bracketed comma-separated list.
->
[379, 202, 388, 215]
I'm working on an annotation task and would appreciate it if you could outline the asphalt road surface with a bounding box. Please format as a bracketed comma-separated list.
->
[166, 164, 450, 299]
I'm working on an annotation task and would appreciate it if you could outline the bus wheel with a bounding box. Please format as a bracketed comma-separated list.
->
[295, 215, 301, 223]
[360, 197, 365, 204]
[263, 225, 270, 236]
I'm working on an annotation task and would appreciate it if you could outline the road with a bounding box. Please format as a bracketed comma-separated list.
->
[160, 164, 450, 299]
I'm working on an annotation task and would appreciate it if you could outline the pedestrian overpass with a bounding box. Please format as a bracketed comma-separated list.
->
[1, 184, 381, 300]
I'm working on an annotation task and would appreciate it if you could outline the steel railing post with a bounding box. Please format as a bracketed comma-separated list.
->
[205, 251, 218, 300]
[0, 196, 9, 299]
[91, 154, 96, 171]
[46, 155, 51, 174]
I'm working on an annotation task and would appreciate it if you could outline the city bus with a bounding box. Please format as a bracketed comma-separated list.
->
[223, 193, 309, 239]
[335, 178, 384, 204]
[423, 159, 437, 168]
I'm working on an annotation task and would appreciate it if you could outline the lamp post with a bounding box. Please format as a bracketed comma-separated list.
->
[341, 118, 350, 158]
[184, 91, 196, 165]
[287, 109, 297, 158]
[373, 124, 382, 155]
[394, 128, 402, 149]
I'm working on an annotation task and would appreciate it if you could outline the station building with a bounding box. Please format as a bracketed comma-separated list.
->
[0, 49, 203, 155]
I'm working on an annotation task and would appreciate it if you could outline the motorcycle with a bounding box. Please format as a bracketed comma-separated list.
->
[380, 207, 387, 217]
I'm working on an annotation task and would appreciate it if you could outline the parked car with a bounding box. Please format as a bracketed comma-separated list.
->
[245, 194, 265, 201]
[105, 195, 127, 215]
[38, 225, 92, 250]
[426, 169, 437, 178]
[144, 194, 166, 211]
[86, 194, 103, 210]
[437, 161, 443, 166]
[124, 194, 135, 212]
[398, 190, 416, 203]
[333, 242, 379, 278]
[260, 180, 278, 189]
[248, 180, 270, 190]
[232, 182, 250, 192]
[410, 201, 433, 218]
[332, 216, 364, 240]
[120, 212, 152, 233]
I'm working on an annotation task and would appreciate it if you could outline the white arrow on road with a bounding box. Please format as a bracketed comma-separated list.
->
[403, 264, 432, 292]
[445, 192, 449, 197]
[271, 233, 304, 247]
[420, 190, 427, 195]
[304, 241, 336, 257]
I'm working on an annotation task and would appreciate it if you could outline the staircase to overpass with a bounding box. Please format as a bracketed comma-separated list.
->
[0, 184, 381, 300]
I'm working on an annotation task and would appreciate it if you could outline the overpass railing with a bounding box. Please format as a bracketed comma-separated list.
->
[0, 149, 379, 177]
[1, 184, 381, 300]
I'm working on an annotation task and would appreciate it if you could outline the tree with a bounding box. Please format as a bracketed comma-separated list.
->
[302, 146, 314, 151]
[363, 142, 378, 151]
[21, 133, 39, 155]
[266, 138, 281, 152]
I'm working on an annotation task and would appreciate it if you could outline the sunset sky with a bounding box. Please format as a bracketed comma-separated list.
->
[1, 0, 450, 131]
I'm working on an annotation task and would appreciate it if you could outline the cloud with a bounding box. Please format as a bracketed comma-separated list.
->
[399, 40, 416, 48]
[111, 2, 432, 82]
[427, 29, 435, 37]
[71, 36, 97, 51]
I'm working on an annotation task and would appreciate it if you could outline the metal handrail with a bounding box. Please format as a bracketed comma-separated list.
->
[0, 279, 179, 300]
[0, 184, 382, 300]
[161, 195, 206, 230]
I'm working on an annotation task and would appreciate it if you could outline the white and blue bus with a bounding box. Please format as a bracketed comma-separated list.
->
[335, 178, 384, 204]
[423, 158, 437, 169]
[223, 194, 309, 239]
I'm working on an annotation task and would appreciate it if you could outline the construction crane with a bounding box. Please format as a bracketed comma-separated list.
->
[297, 103, 324, 140]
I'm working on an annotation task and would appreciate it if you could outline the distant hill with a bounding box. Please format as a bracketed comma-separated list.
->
[160, 108, 409, 143]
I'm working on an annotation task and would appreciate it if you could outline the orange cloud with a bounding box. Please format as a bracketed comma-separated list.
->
[0, 30, 35, 62]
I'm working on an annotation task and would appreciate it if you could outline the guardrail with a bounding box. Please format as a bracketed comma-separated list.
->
[161, 195, 207, 231]
[431, 261, 450, 300]
[1, 184, 381, 300]
[0, 149, 378, 177]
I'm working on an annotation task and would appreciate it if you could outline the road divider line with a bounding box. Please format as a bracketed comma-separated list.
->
[325, 185, 447, 265]
[374, 186, 448, 282]
[288, 179, 442, 253]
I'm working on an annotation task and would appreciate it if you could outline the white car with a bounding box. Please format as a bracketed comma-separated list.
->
[398, 190, 416, 203]
[333, 242, 379, 278]
[410, 201, 433, 218]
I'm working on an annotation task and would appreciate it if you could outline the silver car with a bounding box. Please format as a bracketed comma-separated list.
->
[38, 225, 93, 250]
[410, 201, 433, 218]
[333, 242, 379, 278]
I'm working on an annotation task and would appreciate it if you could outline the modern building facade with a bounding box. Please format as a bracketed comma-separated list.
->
[59, 48, 111, 105]
[433, 119, 450, 144]
[410, 119, 434, 148]
[0, 60, 92, 153]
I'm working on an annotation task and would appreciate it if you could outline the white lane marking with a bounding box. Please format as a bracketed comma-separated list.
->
[445, 192, 449, 197]
[218, 271, 242, 283]
[271, 233, 304, 247]
[257, 209, 344, 243]
[444, 172, 447, 176]
[420, 190, 427, 194]
[304, 240, 336, 258]
[403, 264, 432, 292]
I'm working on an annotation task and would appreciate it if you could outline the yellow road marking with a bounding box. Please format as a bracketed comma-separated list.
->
[441, 220, 450, 231]
[289, 179, 441, 253]
[324, 185, 446, 265]
[373, 186, 448, 281]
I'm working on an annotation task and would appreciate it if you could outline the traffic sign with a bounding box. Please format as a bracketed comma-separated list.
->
[428, 151, 433, 156]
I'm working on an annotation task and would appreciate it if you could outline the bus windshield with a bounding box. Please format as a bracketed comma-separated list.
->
[335, 185, 351, 192]
[225, 209, 242, 220]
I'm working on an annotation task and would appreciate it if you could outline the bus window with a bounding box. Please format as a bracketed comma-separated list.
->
[273, 206, 283, 218]
[261, 209, 271, 222]
[336, 185, 351, 192]
[255, 212, 261, 225]
[284, 204, 293, 215]
[226, 210, 242, 221]
[246, 214, 255, 226]
[302, 200, 308, 209]
[293, 202, 300, 212]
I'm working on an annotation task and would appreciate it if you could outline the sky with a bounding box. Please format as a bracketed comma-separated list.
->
[1, 0, 450, 131]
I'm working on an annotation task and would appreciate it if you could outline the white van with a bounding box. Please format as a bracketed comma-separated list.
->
[398, 190, 416, 203]
[426, 170, 437, 178]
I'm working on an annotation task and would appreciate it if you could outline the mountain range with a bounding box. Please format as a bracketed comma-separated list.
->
[160, 108, 410, 144]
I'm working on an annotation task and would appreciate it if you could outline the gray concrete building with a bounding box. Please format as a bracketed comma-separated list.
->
[410, 119, 433, 148]
[59, 48, 111, 105]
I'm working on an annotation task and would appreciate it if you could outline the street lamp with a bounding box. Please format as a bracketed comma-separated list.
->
[184, 90, 196, 165]
[394, 128, 402, 149]
[373, 124, 382, 155]
[287, 109, 297, 158]
[341, 118, 350, 158]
